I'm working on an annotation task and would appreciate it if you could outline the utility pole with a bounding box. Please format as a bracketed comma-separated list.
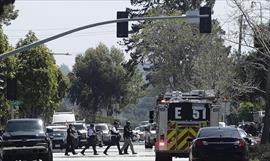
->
[238, 14, 243, 57]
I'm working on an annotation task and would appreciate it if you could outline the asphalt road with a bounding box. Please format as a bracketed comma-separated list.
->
[53, 143, 189, 161]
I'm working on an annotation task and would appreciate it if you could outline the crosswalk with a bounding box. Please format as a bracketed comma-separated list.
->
[53, 144, 158, 161]
[53, 144, 155, 158]
[53, 144, 189, 161]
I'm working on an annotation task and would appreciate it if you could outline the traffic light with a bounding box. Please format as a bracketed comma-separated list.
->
[117, 11, 129, 38]
[6, 78, 16, 100]
[199, 7, 212, 33]
[0, 73, 4, 92]
[0, 65, 5, 94]
[149, 110, 154, 123]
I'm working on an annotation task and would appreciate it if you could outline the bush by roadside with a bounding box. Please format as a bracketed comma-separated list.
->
[249, 144, 270, 161]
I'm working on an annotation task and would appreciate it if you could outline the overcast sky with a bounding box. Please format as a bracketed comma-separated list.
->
[2, 0, 267, 70]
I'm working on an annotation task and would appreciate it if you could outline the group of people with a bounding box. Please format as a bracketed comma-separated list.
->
[65, 120, 137, 156]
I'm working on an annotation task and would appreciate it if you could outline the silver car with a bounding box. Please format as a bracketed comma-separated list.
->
[94, 123, 113, 145]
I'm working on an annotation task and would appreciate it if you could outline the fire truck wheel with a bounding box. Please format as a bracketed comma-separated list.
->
[155, 152, 172, 161]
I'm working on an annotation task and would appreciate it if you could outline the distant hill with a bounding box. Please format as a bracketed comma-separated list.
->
[59, 64, 71, 75]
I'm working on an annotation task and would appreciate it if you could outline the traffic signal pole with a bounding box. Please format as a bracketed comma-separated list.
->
[0, 14, 209, 60]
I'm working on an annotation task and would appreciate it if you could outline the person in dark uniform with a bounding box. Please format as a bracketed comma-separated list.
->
[103, 121, 123, 155]
[65, 124, 77, 156]
[120, 121, 137, 154]
[80, 124, 98, 155]
[123, 145, 129, 154]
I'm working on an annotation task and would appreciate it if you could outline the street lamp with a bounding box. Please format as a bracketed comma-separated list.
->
[251, 1, 263, 24]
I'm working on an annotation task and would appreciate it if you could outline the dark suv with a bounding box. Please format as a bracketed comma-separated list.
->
[0, 119, 53, 161]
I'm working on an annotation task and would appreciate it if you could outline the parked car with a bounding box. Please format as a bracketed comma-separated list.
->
[72, 122, 88, 147]
[46, 125, 67, 149]
[238, 128, 258, 146]
[50, 129, 67, 149]
[189, 126, 250, 161]
[0, 119, 53, 161]
[144, 123, 156, 149]
[94, 123, 113, 145]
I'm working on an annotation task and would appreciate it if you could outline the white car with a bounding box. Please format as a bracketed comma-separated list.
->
[133, 125, 148, 141]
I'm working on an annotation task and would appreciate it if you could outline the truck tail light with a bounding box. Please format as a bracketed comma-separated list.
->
[157, 134, 167, 150]
[159, 141, 165, 147]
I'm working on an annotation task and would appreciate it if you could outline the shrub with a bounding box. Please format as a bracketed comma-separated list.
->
[249, 144, 270, 161]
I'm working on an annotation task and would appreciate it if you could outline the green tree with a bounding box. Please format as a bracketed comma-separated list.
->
[126, 7, 232, 96]
[122, 1, 233, 94]
[122, 0, 216, 74]
[0, 0, 18, 26]
[192, 21, 233, 96]
[239, 101, 261, 121]
[69, 43, 144, 122]
[16, 31, 68, 120]
[0, 27, 13, 125]
[230, 0, 270, 144]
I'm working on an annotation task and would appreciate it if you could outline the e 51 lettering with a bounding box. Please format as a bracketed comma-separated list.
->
[168, 102, 210, 121]
[175, 107, 182, 119]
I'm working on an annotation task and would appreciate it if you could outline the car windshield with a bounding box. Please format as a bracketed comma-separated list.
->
[6, 120, 44, 132]
[52, 131, 66, 137]
[198, 128, 240, 138]
[73, 124, 85, 130]
[95, 125, 108, 131]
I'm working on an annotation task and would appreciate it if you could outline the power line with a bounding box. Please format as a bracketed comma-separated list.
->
[4, 25, 115, 32]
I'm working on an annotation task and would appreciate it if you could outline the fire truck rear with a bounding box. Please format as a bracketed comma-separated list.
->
[152, 90, 218, 161]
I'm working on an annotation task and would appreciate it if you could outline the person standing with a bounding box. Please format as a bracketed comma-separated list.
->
[65, 124, 77, 156]
[103, 121, 123, 155]
[120, 121, 137, 154]
[80, 124, 98, 155]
